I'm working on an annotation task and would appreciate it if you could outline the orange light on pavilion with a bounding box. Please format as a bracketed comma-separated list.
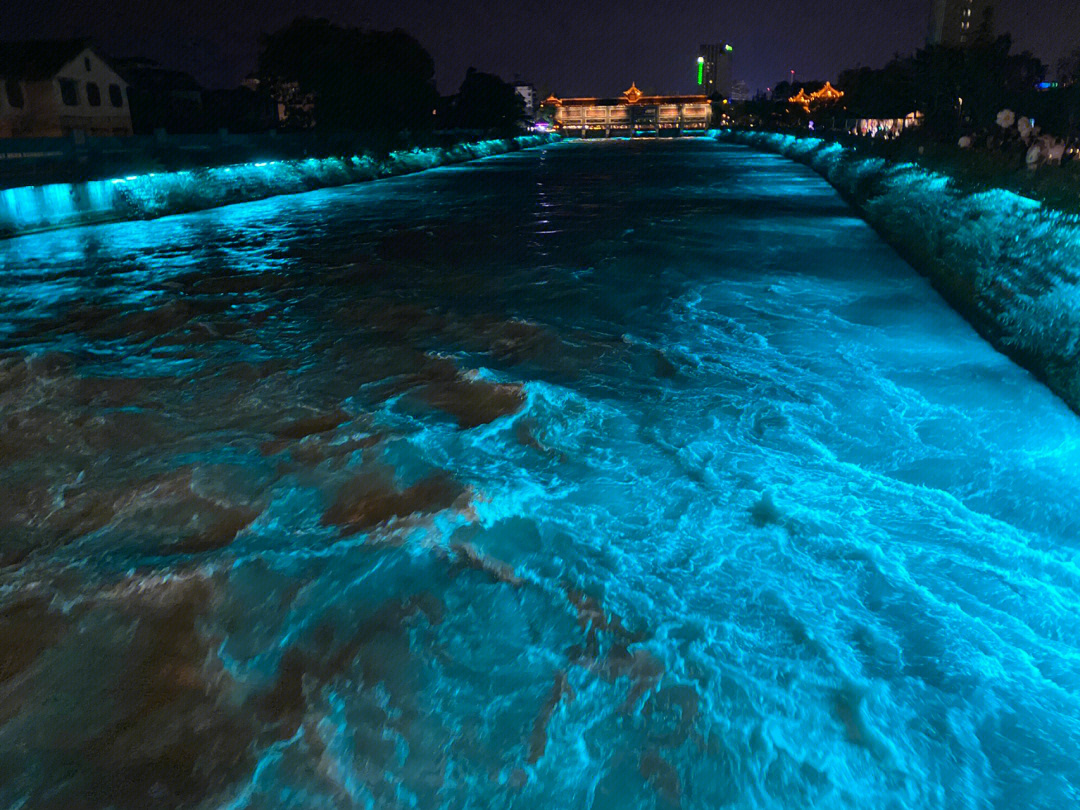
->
[788, 81, 844, 111]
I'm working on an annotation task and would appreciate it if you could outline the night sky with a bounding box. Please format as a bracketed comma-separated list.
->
[3, 0, 1078, 96]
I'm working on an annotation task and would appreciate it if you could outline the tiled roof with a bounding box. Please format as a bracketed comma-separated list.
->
[552, 96, 709, 107]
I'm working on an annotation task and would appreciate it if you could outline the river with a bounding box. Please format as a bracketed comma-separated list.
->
[2, 138, 1079, 810]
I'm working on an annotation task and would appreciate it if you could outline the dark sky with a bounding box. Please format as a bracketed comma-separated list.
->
[3, 0, 1078, 95]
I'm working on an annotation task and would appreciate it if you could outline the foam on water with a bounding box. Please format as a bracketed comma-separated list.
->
[718, 129, 1080, 415]
[1, 139, 1079, 809]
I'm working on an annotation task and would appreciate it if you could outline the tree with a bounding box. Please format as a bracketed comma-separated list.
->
[838, 60, 917, 118]
[834, 35, 1047, 140]
[1058, 48, 1080, 84]
[258, 17, 438, 135]
[443, 68, 526, 132]
[954, 36, 1045, 130]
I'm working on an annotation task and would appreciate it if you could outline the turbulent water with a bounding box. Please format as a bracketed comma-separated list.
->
[2, 138, 1080, 810]
[718, 129, 1080, 415]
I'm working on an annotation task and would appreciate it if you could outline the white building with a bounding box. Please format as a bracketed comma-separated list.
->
[0, 40, 133, 137]
[513, 81, 537, 119]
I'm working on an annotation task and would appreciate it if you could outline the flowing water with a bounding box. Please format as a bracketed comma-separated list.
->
[2, 139, 1080, 810]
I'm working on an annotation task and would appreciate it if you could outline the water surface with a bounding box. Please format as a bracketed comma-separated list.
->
[2, 139, 1079, 810]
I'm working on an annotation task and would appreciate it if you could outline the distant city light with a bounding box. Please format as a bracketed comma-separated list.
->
[725, 45, 733, 52]
[697, 57, 704, 85]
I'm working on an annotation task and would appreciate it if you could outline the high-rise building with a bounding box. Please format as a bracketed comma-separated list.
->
[928, 0, 994, 47]
[697, 43, 733, 100]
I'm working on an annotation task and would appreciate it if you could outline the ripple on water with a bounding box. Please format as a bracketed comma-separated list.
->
[2, 139, 1080, 809]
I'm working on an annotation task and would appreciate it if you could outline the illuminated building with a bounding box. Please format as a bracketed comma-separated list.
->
[928, 0, 994, 46]
[853, 112, 924, 138]
[697, 43, 734, 100]
[540, 83, 712, 136]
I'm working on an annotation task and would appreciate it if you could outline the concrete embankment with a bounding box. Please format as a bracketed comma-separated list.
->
[0, 133, 559, 238]
[717, 129, 1080, 413]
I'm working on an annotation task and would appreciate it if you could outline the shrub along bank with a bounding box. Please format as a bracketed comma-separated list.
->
[717, 129, 1080, 413]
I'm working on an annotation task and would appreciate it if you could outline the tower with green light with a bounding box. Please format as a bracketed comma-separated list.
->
[697, 43, 734, 100]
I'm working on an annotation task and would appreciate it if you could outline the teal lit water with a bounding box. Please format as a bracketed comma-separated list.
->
[2, 139, 1080, 809]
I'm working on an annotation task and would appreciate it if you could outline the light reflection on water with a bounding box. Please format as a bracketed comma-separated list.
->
[2, 139, 1080, 810]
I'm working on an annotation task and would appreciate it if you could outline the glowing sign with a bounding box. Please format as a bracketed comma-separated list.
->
[697, 56, 704, 85]
[725, 45, 733, 52]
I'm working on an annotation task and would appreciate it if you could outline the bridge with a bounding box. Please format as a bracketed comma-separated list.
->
[540, 83, 712, 137]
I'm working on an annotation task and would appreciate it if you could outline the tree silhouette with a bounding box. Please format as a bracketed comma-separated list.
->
[836, 35, 1046, 139]
[444, 68, 526, 132]
[258, 17, 438, 135]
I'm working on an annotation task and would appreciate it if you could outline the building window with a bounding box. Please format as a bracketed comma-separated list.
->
[5, 79, 24, 108]
[59, 78, 79, 106]
[86, 82, 101, 106]
[108, 83, 123, 107]
[85, 57, 91, 72]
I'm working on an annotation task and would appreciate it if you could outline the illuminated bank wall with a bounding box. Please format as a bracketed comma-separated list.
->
[0, 133, 559, 238]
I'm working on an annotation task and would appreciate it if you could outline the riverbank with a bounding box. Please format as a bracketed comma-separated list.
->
[717, 129, 1080, 414]
[801, 130, 1080, 216]
[0, 133, 559, 238]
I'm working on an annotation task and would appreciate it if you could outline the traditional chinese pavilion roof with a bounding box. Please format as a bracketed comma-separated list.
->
[542, 82, 709, 108]
[788, 81, 844, 109]
[812, 81, 843, 102]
